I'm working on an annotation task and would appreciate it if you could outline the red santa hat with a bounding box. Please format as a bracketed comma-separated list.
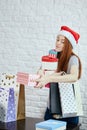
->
[58, 26, 80, 48]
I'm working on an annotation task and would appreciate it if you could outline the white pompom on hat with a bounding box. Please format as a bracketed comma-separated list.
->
[58, 26, 80, 48]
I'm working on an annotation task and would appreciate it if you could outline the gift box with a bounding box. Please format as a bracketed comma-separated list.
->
[17, 72, 41, 87]
[17, 72, 29, 85]
[17, 72, 40, 87]
[36, 119, 67, 130]
[43, 49, 58, 70]
[49, 49, 57, 58]
[28, 74, 40, 86]
[41, 55, 58, 70]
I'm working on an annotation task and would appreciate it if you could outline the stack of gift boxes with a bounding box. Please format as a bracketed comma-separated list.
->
[41, 49, 58, 88]
[17, 49, 58, 87]
[42, 49, 58, 74]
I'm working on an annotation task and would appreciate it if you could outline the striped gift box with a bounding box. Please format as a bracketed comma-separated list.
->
[17, 72, 29, 85]
[48, 49, 57, 58]
[17, 72, 40, 86]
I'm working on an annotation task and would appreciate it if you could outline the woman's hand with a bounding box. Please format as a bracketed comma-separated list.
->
[34, 75, 49, 88]
[34, 71, 65, 88]
[37, 69, 44, 77]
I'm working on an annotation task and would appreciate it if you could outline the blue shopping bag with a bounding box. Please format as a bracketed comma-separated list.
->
[0, 87, 16, 122]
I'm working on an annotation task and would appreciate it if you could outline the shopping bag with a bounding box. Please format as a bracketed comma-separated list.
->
[0, 73, 20, 119]
[0, 87, 16, 122]
[73, 82, 83, 116]
[17, 84, 25, 120]
[59, 83, 77, 118]
[0, 73, 25, 121]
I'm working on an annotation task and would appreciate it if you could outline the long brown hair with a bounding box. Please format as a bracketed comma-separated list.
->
[57, 37, 82, 79]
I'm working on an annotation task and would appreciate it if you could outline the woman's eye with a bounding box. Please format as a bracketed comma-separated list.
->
[61, 41, 64, 43]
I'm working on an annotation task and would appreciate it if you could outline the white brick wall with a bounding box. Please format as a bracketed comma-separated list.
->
[0, 0, 87, 129]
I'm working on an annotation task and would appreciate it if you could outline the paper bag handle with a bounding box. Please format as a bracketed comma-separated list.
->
[6, 75, 15, 79]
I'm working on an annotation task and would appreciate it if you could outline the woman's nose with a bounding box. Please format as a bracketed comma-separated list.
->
[56, 41, 60, 45]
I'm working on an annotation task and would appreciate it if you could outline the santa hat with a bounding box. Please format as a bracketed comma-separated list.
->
[58, 26, 80, 48]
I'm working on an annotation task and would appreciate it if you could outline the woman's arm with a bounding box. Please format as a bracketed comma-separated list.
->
[49, 65, 78, 83]
[35, 65, 78, 88]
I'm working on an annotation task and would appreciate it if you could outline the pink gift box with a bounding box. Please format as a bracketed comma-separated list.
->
[17, 72, 29, 85]
[17, 72, 50, 88]
[28, 74, 40, 86]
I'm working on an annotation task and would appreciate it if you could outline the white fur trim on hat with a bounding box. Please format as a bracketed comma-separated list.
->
[58, 30, 76, 48]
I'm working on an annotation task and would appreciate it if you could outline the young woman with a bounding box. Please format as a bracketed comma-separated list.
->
[35, 26, 82, 125]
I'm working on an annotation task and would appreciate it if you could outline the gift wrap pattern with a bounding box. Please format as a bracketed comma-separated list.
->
[17, 72, 29, 85]
[0, 73, 20, 119]
[49, 49, 57, 58]
[59, 83, 77, 117]
[0, 87, 16, 122]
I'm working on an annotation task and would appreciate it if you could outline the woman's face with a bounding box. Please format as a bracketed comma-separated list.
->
[55, 35, 65, 52]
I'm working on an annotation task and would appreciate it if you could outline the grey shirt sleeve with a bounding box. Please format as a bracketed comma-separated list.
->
[67, 55, 79, 74]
